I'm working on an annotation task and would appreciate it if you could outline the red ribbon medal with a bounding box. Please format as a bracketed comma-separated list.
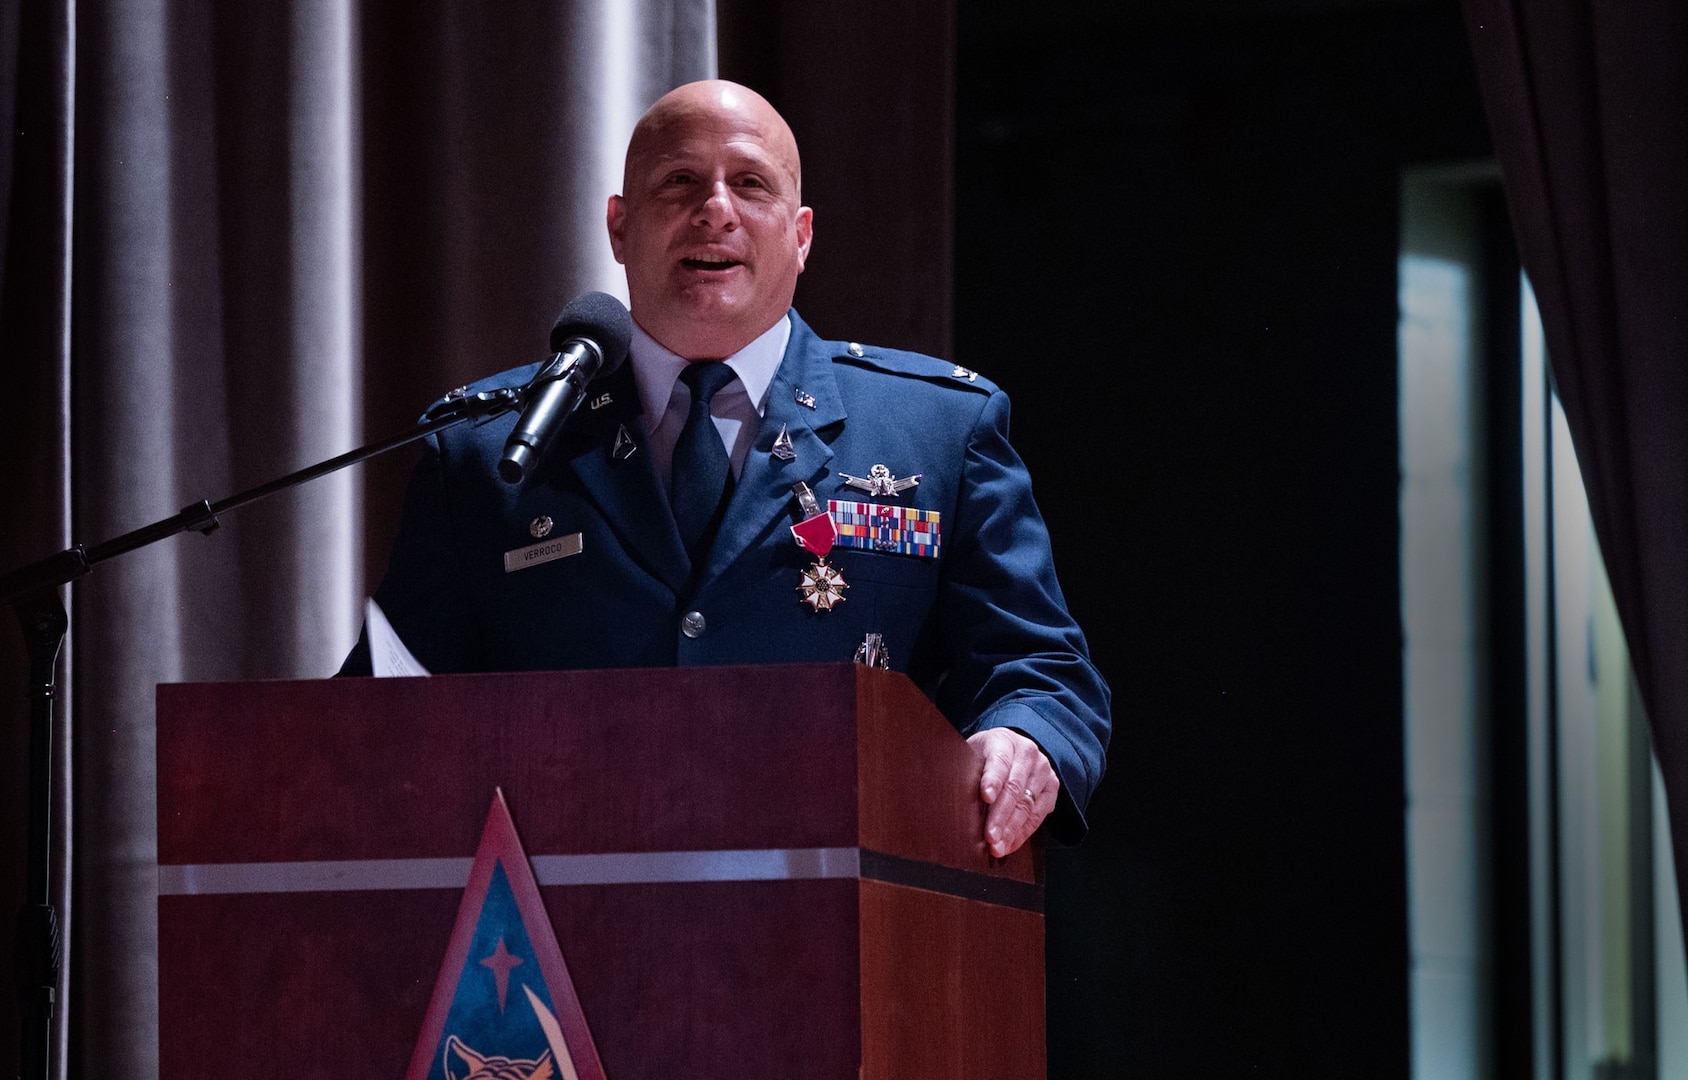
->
[789, 482, 838, 556]
[790, 482, 846, 611]
[791, 509, 838, 555]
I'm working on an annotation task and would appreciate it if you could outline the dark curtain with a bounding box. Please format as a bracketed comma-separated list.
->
[0, 1, 715, 1075]
[716, 0, 955, 358]
[0, 0, 75, 1074]
[1461, 0, 1688, 945]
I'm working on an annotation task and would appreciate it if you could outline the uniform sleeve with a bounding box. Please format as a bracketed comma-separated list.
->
[337, 434, 486, 676]
[932, 388, 1111, 842]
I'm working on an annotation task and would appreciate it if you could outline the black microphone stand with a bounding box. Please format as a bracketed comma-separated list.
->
[0, 381, 525, 1080]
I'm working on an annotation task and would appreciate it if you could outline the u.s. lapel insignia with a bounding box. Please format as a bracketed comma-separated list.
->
[840, 463, 922, 498]
[794, 387, 817, 410]
[589, 391, 613, 410]
[611, 424, 638, 461]
[771, 424, 796, 462]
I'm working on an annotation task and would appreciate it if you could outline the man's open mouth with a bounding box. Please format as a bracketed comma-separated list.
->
[680, 255, 743, 270]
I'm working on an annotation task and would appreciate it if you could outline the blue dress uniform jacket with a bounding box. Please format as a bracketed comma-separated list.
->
[342, 311, 1110, 840]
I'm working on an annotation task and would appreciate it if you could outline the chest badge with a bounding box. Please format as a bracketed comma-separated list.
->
[854, 632, 890, 669]
[840, 463, 921, 498]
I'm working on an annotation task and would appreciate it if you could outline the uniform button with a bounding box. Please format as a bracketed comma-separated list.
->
[681, 611, 707, 638]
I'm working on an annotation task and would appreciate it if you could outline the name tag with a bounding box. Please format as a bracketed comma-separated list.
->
[503, 533, 583, 573]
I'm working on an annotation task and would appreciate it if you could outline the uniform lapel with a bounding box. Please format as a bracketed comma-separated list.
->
[703, 314, 847, 582]
[551, 362, 691, 595]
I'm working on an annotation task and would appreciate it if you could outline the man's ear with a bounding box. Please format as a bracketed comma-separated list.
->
[794, 205, 814, 273]
[606, 194, 628, 264]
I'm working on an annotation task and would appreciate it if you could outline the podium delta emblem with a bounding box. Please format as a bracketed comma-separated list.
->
[404, 791, 608, 1080]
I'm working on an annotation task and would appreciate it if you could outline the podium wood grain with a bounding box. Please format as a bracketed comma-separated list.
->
[156, 664, 1044, 1078]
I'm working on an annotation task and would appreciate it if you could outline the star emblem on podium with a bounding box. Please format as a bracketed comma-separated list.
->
[479, 937, 523, 1012]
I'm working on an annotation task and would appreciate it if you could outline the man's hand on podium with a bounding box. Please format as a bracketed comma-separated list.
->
[968, 728, 1059, 858]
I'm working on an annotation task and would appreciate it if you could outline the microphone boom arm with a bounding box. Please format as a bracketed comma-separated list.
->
[0, 383, 524, 608]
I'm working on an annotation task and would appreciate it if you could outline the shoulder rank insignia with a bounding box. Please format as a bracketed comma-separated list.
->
[952, 365, 978, 381]
[839, 463, 921, 498]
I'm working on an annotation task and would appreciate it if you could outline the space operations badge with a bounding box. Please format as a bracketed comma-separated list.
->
[829, 500, 941, 558]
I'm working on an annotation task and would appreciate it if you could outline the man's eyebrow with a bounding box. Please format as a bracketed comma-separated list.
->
[643, 153, 782, 177]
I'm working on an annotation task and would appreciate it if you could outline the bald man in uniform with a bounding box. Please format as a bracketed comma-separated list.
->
[344, 81, 1110, 857]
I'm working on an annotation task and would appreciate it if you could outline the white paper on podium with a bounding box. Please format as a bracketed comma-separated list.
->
[365, 597, 431, 677]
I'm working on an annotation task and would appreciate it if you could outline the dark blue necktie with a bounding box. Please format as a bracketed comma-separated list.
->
[671, 362, 739, 565]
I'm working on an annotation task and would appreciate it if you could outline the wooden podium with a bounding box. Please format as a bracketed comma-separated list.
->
[155, 664, 1045, 1078]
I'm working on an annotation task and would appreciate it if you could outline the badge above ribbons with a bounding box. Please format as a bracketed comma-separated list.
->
[405, 791, 608, 1080]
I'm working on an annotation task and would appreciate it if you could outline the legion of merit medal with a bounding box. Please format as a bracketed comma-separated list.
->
[796, 560, 848, 612]
[790, 482, 847, 611]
